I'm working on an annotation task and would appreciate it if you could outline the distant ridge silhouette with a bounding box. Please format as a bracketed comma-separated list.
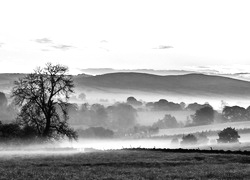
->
[1, 73, 250, 97]
[74, 72, 250, 97]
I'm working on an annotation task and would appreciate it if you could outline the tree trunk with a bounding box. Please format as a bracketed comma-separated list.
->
[43, 114, 51, 138]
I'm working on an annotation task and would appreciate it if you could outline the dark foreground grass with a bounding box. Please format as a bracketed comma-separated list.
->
[0, 150, 250, 180]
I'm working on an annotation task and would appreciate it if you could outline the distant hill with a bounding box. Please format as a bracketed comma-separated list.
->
[1, 72, 250, 98]
[74, 72, 250, 97]
[79, 68, 250, 82]
[80, 68, 195, 76]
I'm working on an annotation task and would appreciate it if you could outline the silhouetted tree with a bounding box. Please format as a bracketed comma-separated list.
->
[12, 63, 77, 140]
[217, 127, 240, 143]
[192, 106, 214, 125]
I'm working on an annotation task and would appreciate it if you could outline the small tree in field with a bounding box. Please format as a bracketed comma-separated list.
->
[217, 127, 240, 143]
[12, 63, 77, 140]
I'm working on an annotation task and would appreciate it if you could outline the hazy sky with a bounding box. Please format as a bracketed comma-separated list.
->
[0, 0, 250, 74]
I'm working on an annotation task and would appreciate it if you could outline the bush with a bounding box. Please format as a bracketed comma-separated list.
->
[0, 121, 41, 144]
[0, 123, 22, 140]
[217, 127, 240, 143]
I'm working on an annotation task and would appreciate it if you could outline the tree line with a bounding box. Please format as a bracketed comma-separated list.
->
[179, 127, 240, 146]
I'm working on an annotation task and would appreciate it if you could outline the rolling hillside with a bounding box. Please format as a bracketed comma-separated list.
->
[1, 72, 250, 99]
[74, 73, 250, 97]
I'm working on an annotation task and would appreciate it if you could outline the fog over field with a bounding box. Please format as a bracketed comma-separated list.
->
[1, 72, 250, 152]
[1, 1, 250, 179]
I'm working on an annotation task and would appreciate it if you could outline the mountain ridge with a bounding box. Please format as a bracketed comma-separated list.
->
[0, 72, 250, 98]
[74, 72, 250, 97]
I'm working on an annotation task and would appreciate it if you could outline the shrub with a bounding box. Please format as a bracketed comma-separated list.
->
[217, 127, 240, 143]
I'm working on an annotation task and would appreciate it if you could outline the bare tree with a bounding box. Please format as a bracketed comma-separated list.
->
[12, 63, 77, 140]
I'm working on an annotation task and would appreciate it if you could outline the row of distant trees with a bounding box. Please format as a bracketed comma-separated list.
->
[128, 96, 250, 121]
[177, 127, 240, 146]
[127, 96, 204, 111]
[68, 103, 137, 131]
[127, 96, 250, 127]
[2, 89, 250, 134]
[1, 91, 250, 140]
[190, 105, 250, 126]
[152, 105, 250, 129]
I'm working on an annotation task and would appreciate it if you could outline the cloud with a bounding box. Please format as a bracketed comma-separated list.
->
[99, 47, 110, 52]
[0, 43, 5, 47]
[51, 44, 75, 51]
[34, 38, 53, 44]
[100, 40, 108, 43]
[33, 38, 75, 51]
[197, 66, 209, 69]
[41, 49, 50, 52]
[153, 45, 173, 49]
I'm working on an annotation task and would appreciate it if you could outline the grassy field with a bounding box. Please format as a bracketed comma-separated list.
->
[0, 150, 250, 179]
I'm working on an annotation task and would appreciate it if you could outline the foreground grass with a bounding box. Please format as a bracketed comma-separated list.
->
[0, 150, 250, 179]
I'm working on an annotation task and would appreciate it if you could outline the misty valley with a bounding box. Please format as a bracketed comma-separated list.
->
[0, 64, 250, 180]
[2, 1, 250, 178]
[0, 70, 250, 151]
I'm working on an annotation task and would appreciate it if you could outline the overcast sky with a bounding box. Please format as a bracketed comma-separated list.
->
[0, 0, 250, 74]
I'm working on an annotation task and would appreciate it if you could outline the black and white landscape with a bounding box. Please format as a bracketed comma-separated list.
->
[0, 0, 250, 179]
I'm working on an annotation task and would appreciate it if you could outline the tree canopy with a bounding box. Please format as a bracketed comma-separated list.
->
[217, 127, 240, 143]
[222, 106, 248, 122]
[192, 106, 214, 125]
[12, 63, 77, 140]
